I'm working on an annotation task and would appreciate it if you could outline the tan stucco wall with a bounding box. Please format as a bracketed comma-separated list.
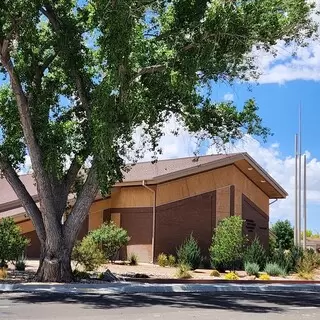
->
[156, 165, 269, 215]
[110, 186, 153, 208]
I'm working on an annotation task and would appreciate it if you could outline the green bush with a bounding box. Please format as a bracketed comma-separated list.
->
[270, 220, 294, 250]
[89, 222, 130, 261]
[72, 236, 105, 271]
[15, 260, 26, 271]
[177, 234, 201, 270]
[224, 272, 239, 280]
[72, 269, 91, 280]
[210, 216, 246, 271]
[270, 245, 303, 274]
[168, 255, 176, 267]
[244, 237, 266, 270]
[175, 264, 192, 279]
[245, 262, 260, 276]
[157, 253, 168, 267]
[264, 263, 286, 277]
[0, 218, 29, 265]
[129, 253, 138, 266]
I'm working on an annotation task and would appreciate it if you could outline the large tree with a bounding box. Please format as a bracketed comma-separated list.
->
[0, 0, 316, 282]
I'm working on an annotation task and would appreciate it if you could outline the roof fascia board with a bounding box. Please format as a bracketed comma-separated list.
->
[242, 152, 288, 197]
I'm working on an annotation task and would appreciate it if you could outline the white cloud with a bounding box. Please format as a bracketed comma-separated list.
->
[207, 135, 320, 223]
[133, 115, 198, 161]
[18, 155, 33, 175]
[252, 0, 320, 84]
[223, 93, 234, 101]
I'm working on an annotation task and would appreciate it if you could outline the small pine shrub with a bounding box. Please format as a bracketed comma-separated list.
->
[177, 234, 201, 270]
[244, 237, 266, 270]
[210, 269, 220, 277]
[0, 268, 7, 279]
[129, 253, 138, 266]
[157, 253, 168, 267]
[175, 264, 192, 279]
[15, 260, 26, 271]
[259, 273, 271, 281]
[72, 236, 105, 271]
[264, 263, 286, 277]
[224, 272, 239, 280]
[168, 255, 176, 267]
[245, 262, 260, 276]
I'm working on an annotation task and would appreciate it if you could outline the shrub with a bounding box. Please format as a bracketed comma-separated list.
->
[264, 263, 286, 277]
[259, 273, 270, 281]
[0, 218, 29, 265]
[210, 269, 220, 277]
[72, 236, 105, 271]
[0, 268, 8, 280]
[129, 253, 138, 266]
[72, 269, 91, 280]
[270, 220, 294, 250]
[177, 234, 201, 270]
[210, 216, 246, 271]
[244, 237, 266, 270]
[270, 245, 303, 274]
[175, 264, 192, 279]
[15, 260, 26, 271]
[298, 272, 314, 280]
[297, 250, 319, 275]
[157, 253, 168, 267]
[224, 272, 239, 280]
[245, 262, 260, 276]
[168, 255, 176, 267]
[200, 256, 211, 269]
[89, 222, 130, 261]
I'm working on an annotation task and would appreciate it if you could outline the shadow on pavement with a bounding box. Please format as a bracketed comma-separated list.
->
[6, 291, 320, 314]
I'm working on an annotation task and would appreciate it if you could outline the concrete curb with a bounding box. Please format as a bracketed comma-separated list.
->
[1, 282, 320, 295]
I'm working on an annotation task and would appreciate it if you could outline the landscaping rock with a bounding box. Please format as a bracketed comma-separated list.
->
[236, 271, 247, 278]
[101, 269, 119, 282]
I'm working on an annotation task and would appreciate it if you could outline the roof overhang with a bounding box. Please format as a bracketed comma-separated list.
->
[116, 153, 287, 199]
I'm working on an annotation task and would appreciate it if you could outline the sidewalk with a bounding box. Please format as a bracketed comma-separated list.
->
[1, 281, 320, 295]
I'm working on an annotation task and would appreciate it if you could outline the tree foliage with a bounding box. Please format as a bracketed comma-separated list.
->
[0, 0, 316, 281]
[0, 218, 29, 266]
[210, 215, 246, 270]
[89, 222, 130, 261]
[177, 233, 201, 270]
[72, 236, 105, 271]
[270, 220, 294, 250]
[244, 237, 266, 270]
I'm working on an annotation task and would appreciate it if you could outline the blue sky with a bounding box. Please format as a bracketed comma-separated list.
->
[209, 80, 320, 231]
[2, 0, 320, 232]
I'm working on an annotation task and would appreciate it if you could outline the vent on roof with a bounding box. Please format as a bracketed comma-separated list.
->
[192, 156, 199, 162]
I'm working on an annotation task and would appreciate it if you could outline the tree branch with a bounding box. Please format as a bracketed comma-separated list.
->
[0, 40, 56, 215]
[41, 4, 92, 117]
[64, 156, 83, 195]
[0, 158, 46, 244]
[63, 164, 99, 245]
[136, 64, 167, 77]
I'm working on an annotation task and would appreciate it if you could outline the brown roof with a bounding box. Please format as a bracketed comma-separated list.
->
[123, 154, 235, 182]
[0, 153, 287, 218]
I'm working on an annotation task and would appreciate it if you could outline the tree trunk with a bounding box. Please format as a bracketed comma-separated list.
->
[35, 239, 73, 282]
